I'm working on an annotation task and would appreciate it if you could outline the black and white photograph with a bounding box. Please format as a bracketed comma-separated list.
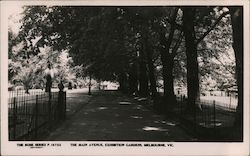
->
[1, 0, 249, 155]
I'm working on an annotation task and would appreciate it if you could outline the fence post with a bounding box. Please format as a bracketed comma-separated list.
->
[64, 92, 66, 119]
[58, 90, 65, 120]
[181, 95, 184, 116]
[180, 95, 183, 114]
[213, 100, 216, 129]
[13, 97, 17, 140]
[35, 95, 38, 139]
[58, 81, 66, 120]
[194, 104, 196, 132]
[48, 92, 52, 129]
[229, 94, 232, 110]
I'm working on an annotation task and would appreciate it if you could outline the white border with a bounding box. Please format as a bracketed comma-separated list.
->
[1, 1, 249, 155]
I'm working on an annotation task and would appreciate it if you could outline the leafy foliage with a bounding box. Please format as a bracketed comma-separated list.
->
[10, 6, 237, 97]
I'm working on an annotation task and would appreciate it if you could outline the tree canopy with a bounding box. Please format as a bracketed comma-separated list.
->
[9, 6, 242, 131]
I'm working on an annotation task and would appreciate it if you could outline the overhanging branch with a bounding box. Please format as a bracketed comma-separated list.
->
[195, 11, 230, 45]
[172, 32, 184, 57]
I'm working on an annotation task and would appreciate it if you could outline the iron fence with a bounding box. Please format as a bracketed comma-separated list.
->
[176, 95, 237, 129]
[8, 89, 66, 141]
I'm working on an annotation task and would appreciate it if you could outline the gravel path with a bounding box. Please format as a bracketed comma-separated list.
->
[44, 90, 193, 141]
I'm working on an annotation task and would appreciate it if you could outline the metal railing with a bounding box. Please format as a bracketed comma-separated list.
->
[8, 89, 66, 141]
[176, 95, 237, 129]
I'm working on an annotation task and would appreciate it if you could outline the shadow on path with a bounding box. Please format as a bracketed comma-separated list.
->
[44, 90, 193, 141]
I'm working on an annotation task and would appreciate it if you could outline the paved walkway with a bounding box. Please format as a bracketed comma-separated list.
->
[45, 90, 193, 141]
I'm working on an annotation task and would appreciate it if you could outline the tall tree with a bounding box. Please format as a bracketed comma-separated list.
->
[229, 7, 243, 139]
[143, 32, 158, 98]
[182, 7, 199, 111]
[158, 8, 179, 107]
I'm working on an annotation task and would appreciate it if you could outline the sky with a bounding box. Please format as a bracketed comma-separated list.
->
[8, 4, 24, 34]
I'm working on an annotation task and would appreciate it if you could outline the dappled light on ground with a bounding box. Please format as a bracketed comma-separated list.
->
[166, 121, 177, 126]
[153, 120, 170, 124]
[130, 116, 143, 119]
[142, 126, 168, 132]
[98, 106, 108, 110]
[133, 105, 142, 109]
[137, 98, 148, 101]
[199, 122, 222, 127]
[45, 91, 193, 141]
[132, 105, 148, 112]
[119, 101, 132, 105]
[79, 123, 87, 126]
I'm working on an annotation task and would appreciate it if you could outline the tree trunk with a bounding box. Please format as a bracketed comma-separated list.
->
[128, 63, 139, 95]
[159, 35, 169, 97]
[118, 72, 128, 93]
[88, 74, 92, 95]
[159, 47, 176, 108]
[182, 8, 199, 112]
[138, 49, 149, 97]
[165, 57, 175, 99]
[159, 8, 178, 105]
[159, 45, 175, 100]
[229, 7, 243, 140]
[143, 34, 158, 98]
